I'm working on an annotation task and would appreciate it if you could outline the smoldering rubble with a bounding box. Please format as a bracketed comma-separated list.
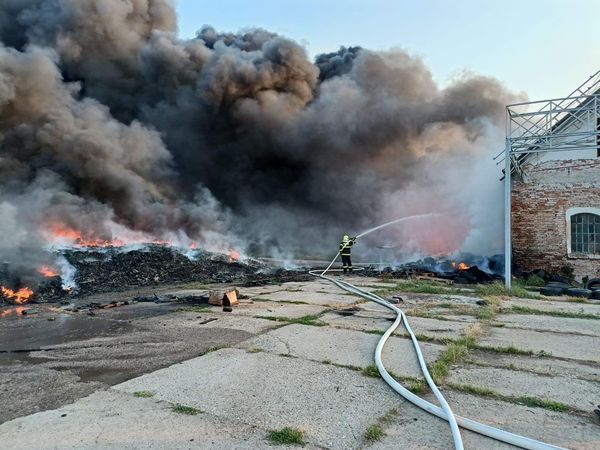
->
[0, 0, 522, 281]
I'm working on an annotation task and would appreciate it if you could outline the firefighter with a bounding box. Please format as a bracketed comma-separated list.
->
[339, 234, 357, 273]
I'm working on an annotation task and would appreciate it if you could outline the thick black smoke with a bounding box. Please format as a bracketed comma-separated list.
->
[0, 0, 521, 276]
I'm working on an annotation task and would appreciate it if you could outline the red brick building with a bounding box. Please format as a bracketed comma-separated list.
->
[512, 159, 600, 279]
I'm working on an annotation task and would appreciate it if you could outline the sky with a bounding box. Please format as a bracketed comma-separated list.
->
[176, 0, 600, 102]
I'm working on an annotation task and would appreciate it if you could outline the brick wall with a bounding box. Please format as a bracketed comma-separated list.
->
[512, 159, 600, 280]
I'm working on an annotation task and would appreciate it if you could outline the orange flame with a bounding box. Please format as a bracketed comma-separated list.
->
[1, 286, 34, 304]
[45, 223, 126, 248]
[151, 239, 173, 246]
[38, 266, 59, 277]
[44, 223, 185, 248]
[457, 262, 469, 270]
[0, 307, 27, 318]
[228, 249, 241, 262]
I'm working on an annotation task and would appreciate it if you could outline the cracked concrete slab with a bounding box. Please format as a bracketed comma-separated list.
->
[478, 327, 599, 362]
[233, 300, 328, 319]
[238, 286, 286, 297]
[254, 289, 360, 306]
[138, 311, 280, 335]
[396, 316, 473, 339]
[320, 310, 395, 333]
[495, 313, 600, 336]
[447, 365, 600, 411]
[504, 298, 600, 316]
[445, 390, 600, 450]
[373, 389, 600, 449]
[0, 389, 312, 450]
[320, 309, 473, 339]
[466, 350, 600, 383]
[237, 324, 444, 378]
[376, 389, 600, 450]
[114, 348, 402, 449]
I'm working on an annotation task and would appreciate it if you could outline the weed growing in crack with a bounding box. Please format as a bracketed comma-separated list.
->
[268, 427, 304, 445]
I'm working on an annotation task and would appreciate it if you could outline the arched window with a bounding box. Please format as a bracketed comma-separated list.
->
[570, 212, 600, 255]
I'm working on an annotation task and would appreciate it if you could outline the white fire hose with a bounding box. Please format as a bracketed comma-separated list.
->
[310, 216, 566, 450]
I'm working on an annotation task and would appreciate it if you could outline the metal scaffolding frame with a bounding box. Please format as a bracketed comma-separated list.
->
[496, 70, 600, 289]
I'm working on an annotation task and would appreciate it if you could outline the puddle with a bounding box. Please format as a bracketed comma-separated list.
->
[0, 302, 179, 353]
[0, 307, 132, 353]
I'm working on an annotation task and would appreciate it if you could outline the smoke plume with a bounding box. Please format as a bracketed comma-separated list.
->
[0, 0, 521, 277]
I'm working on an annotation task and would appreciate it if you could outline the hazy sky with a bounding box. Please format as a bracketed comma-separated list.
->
[176, 0, 600, 102]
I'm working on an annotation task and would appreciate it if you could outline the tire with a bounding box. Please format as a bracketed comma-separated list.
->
[547, 275, 573, 285]
[585, 278, 600, 290]
[540, 286, 564, 296]
[591, 290, 600, 300]
[545, 281, 571, 289]
[565, 288, 592, 298]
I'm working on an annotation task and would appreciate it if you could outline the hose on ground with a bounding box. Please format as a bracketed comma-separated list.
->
[309, 216, 567, 449]
[311, 269, 464, 450]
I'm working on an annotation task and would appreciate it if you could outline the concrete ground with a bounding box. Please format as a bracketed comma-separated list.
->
[1, 276, 600, 449]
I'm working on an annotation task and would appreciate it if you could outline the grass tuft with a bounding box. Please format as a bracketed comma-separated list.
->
[133, 391, 154, 398]
[473, 344, 552, 356]
[364, 424, 384, 441]
[474, 282, 541, 300]
[268, 427, 304, 445]
[515, 396, 569, 412]
[509, 305, 599, 320]
[378, 280, 456, 295]
[247, 348, 263, 353]
[566, 296, 589, 304]
[362, 364, 380, 378]
[429, 329, 478, 384]
[171, 404, 202, 415]
[407, 378, 427, 394]
[177, 305, 211, 312]
[255, 314, 327, 326]
[204, 345, 225, 354]
[448, 382, 569, 413]
[430, 340, 471, 384]
[363, 408, 399, 443]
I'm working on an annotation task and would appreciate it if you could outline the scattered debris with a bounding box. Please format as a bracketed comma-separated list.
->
[199, 318, 218, 325]
[208, 288, 239, 307]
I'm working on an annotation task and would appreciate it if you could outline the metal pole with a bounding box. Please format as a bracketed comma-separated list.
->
[504, 142, 512, 290]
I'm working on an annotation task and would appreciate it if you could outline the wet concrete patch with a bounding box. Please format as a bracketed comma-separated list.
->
[0, 305, 258, 424]
[0, 306, 133, 353]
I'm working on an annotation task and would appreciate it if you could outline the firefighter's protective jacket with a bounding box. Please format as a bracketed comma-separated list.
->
[339, 238, 355, 256]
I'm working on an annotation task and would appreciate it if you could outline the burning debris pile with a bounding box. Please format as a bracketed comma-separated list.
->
[362, 254, 504, 284]
[0, 286, 34, 304]
[62, 247, 261, 296]
[0, 244, 314, 306]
